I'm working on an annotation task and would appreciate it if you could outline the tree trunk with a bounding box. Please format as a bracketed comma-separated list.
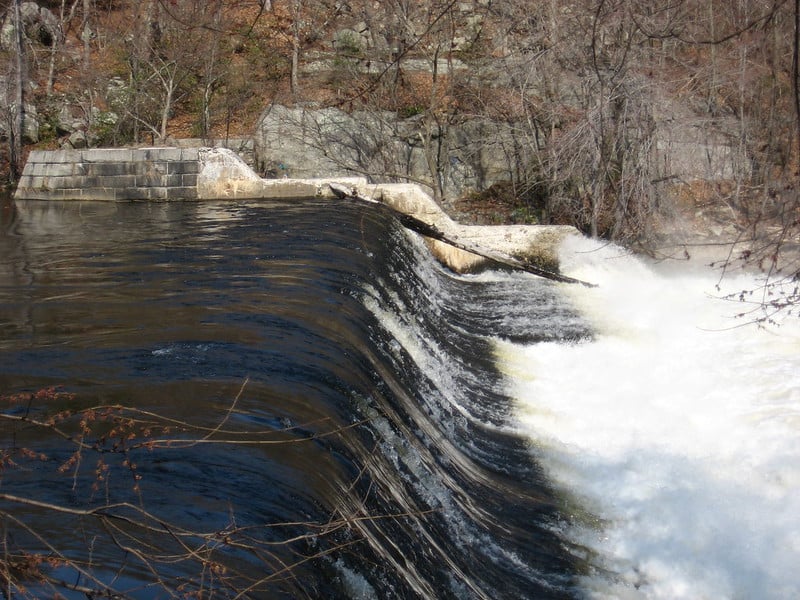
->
[421, 46, 445, 204]
[82, 0, 92, 71]
[160, 83, 173, 142]
[9, 0, 26, 183]
[130, 0, 158, 143]
[290, 0, 301, 97]
[201, 4, 224, 140]
[46, 0, 68, 96]
[794, 0, 800, 161]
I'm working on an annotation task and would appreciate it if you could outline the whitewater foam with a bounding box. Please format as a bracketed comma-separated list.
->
[498, 236, 800, 599]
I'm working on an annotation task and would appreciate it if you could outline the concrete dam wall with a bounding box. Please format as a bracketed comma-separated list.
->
[15, 147, 202, 201]
[14, 146, 366, 202]
[13, 147, 579, 277]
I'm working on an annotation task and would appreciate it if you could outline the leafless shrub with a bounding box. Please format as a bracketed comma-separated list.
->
[0, 380, 403, 599]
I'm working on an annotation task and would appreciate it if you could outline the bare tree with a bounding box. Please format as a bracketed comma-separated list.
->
[7, 0, 25, 183]
[80, 0, 92, 71]
[45, 0, 71, 96]
[115, 0, 225, 142]
[486, 0, 664, 240]
[309, 0, 479, 202]
[290, 0, 301, 96]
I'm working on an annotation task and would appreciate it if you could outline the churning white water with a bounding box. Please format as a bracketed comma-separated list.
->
[498, 236, 800, 599]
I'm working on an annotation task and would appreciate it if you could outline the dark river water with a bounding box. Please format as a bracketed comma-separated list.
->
[0, 198, 592, 599]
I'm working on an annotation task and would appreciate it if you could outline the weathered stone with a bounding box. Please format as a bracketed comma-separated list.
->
[79, 175, 102, 189]
[121, 188, 152, 201]
[168, 161, 199, 174]
[253, 104, 525, 200]
[41, 162, 74, 177]
[334, 28, 365, 53]
[25, 150, 49, 163]
[78, 187, 119, 201]
[26, 162, 47, 177]
[19, 103, 39, 143]
[1, 95, 41, 144]
[14, 148, 202, 201]
[22, 2, 61, 45]
[197, 147, 272, 199]
[180, 147, 201, 161]
[165, 186, 199, 200]
[16, 175, 35, 189]
[86, 162, 134, 177]
[58, 175, 96, 189]
[83, 148, 134, 163]
[139, 147, 182, 162]
[157, 173, 180, 187]
[122, 187, 169, 201]
[55, 105, 78, 135]
[47, 149, 83, 163]
[181, 174, 198, 187]
[49, 189, 84, 200]
[1, 3, 62, 49]
[98, 174, 138, 188]
[136, 173, 167, 187]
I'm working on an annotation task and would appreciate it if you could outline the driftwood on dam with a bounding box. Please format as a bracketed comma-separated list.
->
[329, 184, 597, 287]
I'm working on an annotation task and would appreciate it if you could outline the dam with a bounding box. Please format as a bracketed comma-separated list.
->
[13, 146, 578, 275]
[5, 148, 798, 599]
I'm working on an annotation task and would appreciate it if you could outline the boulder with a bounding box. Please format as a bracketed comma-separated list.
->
[67, 130, 88, 149]
[1, 2, 62, 48]
[253, 104, 522, 201]
[55, 105, 79, 135]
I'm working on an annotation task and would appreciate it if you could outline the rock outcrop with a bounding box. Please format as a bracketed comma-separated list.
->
[253, 102, 753, 205]
[253, 104, 524, 200]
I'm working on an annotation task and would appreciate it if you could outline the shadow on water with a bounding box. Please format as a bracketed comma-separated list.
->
[0, 199, 590, 598]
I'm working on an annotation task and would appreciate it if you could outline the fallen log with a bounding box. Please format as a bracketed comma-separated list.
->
[329, 183, 597, 287]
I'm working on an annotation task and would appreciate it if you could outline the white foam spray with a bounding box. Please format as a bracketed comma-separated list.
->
[497, 236, 800, 599]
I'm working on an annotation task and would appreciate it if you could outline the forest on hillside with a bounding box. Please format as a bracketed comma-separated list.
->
[2, 1, 799, 273]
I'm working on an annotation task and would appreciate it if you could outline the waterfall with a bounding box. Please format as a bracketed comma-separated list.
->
[1, 199, 797, 598]
[499, 236, 800, 599]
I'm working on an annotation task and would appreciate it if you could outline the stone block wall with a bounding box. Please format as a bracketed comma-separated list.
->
[15, 147, 201, 201]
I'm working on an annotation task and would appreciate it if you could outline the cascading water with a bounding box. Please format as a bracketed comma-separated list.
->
[500, 235, 800, 599]
[0, 198, 797, 599]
